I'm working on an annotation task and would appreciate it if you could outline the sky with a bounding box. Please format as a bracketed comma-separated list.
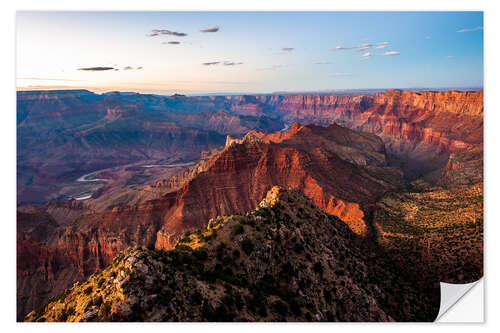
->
[16, 11, 483, 95]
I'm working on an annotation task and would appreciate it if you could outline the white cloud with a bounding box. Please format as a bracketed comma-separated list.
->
[361, 52, 373, 58]
[447, 56, 454, 59]
[457, 26, 483, 33]
[382, 51, 400, 56]
[425, 36, 431, 40]
[375, 44, 387, 49]
[357, 46, 371, 51]
[313, 62, 331, 65]
[330, 46, 356, 51]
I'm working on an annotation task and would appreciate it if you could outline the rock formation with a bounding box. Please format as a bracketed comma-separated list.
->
[25, 187, 440, 322]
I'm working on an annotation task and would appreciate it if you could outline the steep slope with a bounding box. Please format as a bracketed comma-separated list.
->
[17, 122, 403, 320]
[25, 187, 440, 322]
[372, 182, 483, 283]
[268, 90, 483, 179]
[17, 90, 284, 204]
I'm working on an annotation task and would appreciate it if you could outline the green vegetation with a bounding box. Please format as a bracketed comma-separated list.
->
[101, 301, 112, 317]
[241, 239, 254, 255]
[232, 224, 244, 236]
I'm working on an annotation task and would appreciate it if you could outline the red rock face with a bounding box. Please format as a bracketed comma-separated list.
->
[271, 90, 483, 178]
[17, 89, 483, 320]
[17, 122, 403, 320]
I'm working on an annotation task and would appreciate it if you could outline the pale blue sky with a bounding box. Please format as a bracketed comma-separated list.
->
[16, 11, 483, 94]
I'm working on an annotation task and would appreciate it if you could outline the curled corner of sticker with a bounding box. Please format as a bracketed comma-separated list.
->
[436, 278, 483, 322]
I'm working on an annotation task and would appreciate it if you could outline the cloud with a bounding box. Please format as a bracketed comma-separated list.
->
[356, 46, 371, 52]
[281, 47, 294, 51]
[77, 67, 115, 71]
[200, 26, 219, 33]
[147, 29, 188, 37]
[456, 26, 483, 33]
[361, 52, 373, 58]
[123, 66, 133, 70]
[447, 56, 454, 59]
[162, 41, 181, 45]
[202, 61, 243, 66]
[375, 43, 389, 49]
[313, 62, 331, 65]
[425, 36, 432, 40]
[330, 46, 356, 51]
[136, 66, 143, 70]
[382, 51, 400, 56]
[330, 73, 351, 77]
[223, 61, 243, 66]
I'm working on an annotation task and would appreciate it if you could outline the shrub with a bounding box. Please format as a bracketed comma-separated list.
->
[97, 277, 105, 288]
[232, 249, 240, 259]
[293, 243, 304, 253]
[271, 300, 288, 317]
[193, 249, 208, 261]
[324, 289, 332, 304]
[190, 291, 203, 305]
[66, 306, 75, 316]
[84, 300, 94, 312]
[241, 239, 254, 255]
[83, 286, 93, 295]
[216, 242, 226, 260]
[289, 299, 302, 316]
[56, 309, 69, 322]
[146, 242, 155, 251]
[232, 224, 244, 235]
[175, 244, 192, 252]
[101, 301, 112, 316]
[313, 262, 324, 275]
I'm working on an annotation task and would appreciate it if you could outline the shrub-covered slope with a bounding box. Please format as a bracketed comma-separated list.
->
[26, 187, 440, 322]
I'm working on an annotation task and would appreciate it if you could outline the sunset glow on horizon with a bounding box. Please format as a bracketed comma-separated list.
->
[17, 11, 483, 95]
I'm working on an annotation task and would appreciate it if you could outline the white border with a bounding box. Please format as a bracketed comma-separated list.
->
[2, 0, 498, 331]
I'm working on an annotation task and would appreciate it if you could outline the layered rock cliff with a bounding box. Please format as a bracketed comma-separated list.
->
[25, 188, 440, 322]
[268, 90, 483, 179]
[17, 122, 403, 320]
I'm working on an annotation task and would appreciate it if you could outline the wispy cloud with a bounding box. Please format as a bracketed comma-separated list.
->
[330, 46, 356, 51]
[356, 45, 371, 52]
[281, 47, 294, 51]
[361, 52, 373, 58]
[202, 61, 243, 66]
[223, 61, 243, 66]
[330, 73, 351, 77]
[162, 41, 181, 45]
[147, 29, 188, 37]
[200, 26, 219, 33]
[382, 51, 400, 56]
[123, 66, 133, 70]
[77, 67, 115, 71]
[374, 42, 389, 49]
[425, 36, 431, 40]
[313, 62, 331, 65]
[447, 56, 454, 59]
[457, 26, 483, 33]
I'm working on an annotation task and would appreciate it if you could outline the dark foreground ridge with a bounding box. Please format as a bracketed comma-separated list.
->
[26, 187, 440, 322]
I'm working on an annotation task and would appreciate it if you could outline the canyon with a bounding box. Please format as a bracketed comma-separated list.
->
[17, 89, 483, 320]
